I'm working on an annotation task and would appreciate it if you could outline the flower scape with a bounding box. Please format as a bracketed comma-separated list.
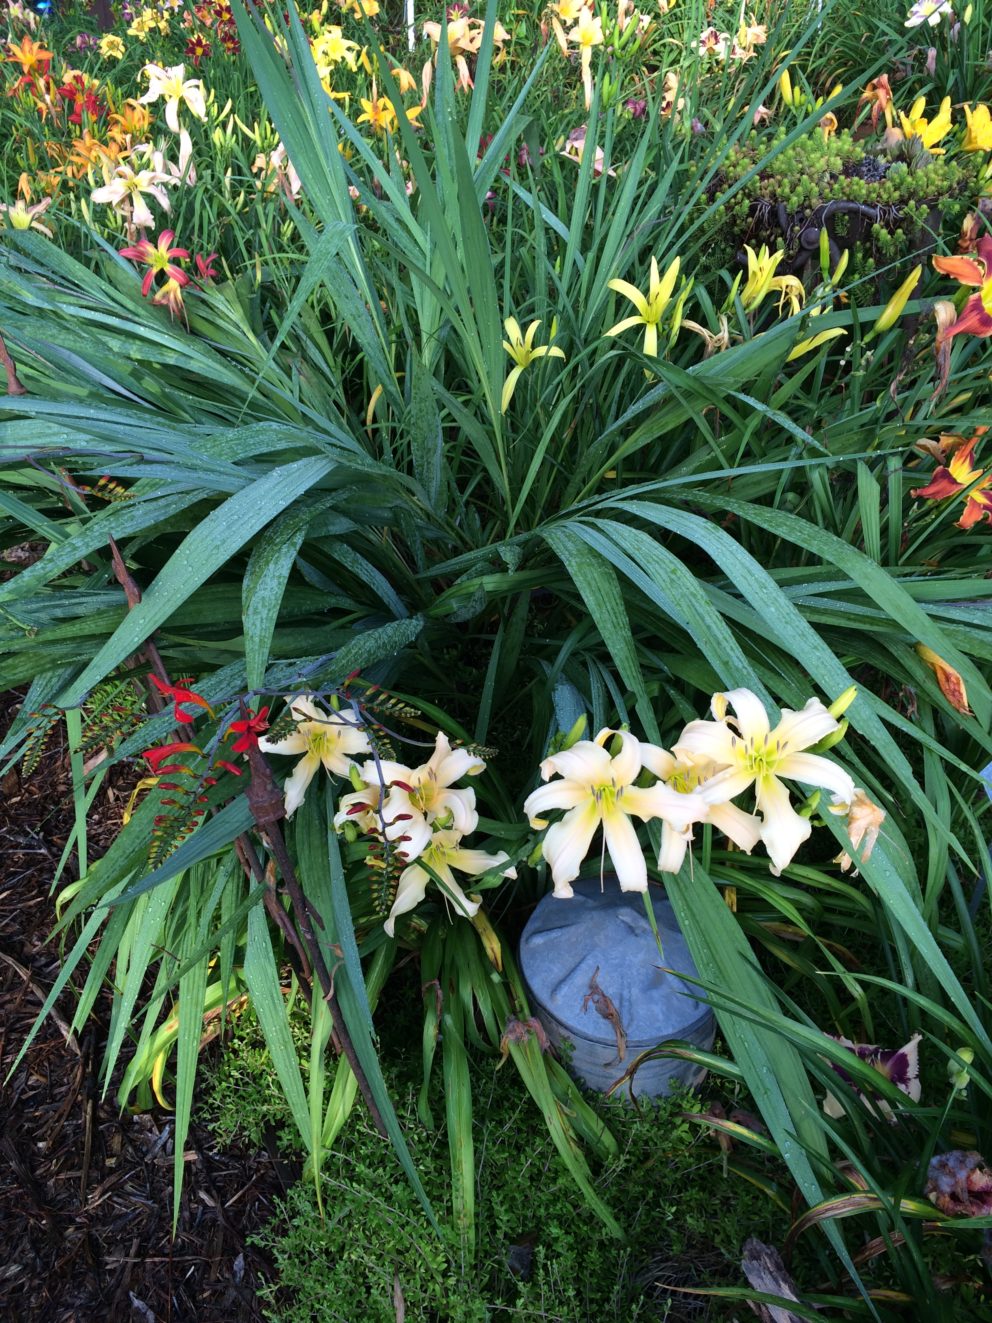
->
[3, 0, 992, 1314]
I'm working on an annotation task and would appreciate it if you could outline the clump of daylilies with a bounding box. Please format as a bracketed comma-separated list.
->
[249, 683, 879, 937]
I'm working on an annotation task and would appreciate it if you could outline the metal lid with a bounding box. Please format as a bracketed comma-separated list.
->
[519, 878, 708, 1049]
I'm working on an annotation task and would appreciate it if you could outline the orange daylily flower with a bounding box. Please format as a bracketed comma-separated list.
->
[911, 428, 992, 529]
[6, 35, 54, 80]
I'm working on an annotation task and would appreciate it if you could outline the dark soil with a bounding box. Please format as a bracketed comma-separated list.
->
[0, 692, 291, 1323]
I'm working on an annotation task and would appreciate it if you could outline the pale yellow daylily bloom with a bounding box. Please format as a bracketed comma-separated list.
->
[501, 317, 565, 412]
[676, 688, 855, 875]
[384, 829, 515, 936]
[739, 244, 805, 316]
[605, 255, 681, 358]
[378, 731, 485, 862]
[139, 63, 207, 133]
[91, 162, 176, 229]
[524, 728, 708, 896]
[258, 696, 371, 816]
[638, 746, 762, 873]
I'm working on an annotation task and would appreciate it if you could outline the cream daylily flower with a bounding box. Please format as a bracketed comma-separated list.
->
[258, 696, 371, 816]
[332, 775, 382, 835]
[677, 689, 855, 875]
[523, 729, 708, 897]
[138, 63, 207, 133]
[90, 162, 176, 229]
[384, 829, 516, 937]
[639, 746, 762, 873]
[378, 732, 485, 862]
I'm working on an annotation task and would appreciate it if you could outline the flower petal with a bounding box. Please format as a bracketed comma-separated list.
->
[283, 752, 320, 816]
[674, 718, 738, 766]
[656, 820, 690, 873]
[717, 688, 771, 739]
[539, 740, 612, 784]
[593, 727, 641, 786]
[603, 805, 647, 891]
[542, 799, 600, 894]
[523, 778, 590, 827]
[384, 862, 429, 936]
[772, 698, 838, 755]
[708, 801, 762, 852]
[755, 773, 810, 874]
[776, 751, 854, 805]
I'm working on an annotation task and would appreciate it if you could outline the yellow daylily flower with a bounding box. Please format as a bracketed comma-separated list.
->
[605, 255, 680, 358]
[501, 317, 565, 413]
[739, 244, 805, 316]
[962, 103, 992, 152]
[898, 95, 953, 154]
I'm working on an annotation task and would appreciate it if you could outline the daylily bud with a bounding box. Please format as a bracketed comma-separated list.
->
[342, 821, 358, 842]
[779, 68, 793, 106]
[868, 264, 922, 338]
[832, 248, 850, 284]
[527, 841, 545, 868]
[812, 718, 848, 752]
[562, 713, 587, 749]
[797, 789, 821, 818]
[828, 685, 858, 719]
[964, 2, 973, 21]
[348, 763, 366, 791]
[819, 227, 831, 281]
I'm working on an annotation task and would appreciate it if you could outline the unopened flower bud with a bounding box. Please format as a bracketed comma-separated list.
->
[828, 685, 858, 719]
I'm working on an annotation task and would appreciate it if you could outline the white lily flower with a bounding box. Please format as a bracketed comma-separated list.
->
[523, 729, 708, 897]
[258, 696, 371, 816]
[139, 63, 207, 133]
[378, 732, 484, 862]
[333, 775, 382, 836]
[384, 829, 515, 937]
[638, 745, 762, 873]
[91, 162, 176, 229]
[676, 688, 855, 876]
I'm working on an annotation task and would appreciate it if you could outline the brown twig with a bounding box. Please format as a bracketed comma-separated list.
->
[107, 536, 172, 716]
[0, 331, 27, 396]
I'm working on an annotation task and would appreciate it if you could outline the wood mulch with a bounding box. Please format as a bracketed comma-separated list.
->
[0, 692, 292, 1323]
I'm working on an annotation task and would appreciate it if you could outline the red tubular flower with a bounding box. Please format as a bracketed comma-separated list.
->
[195, 251, 219, 280]
[228, 706, 270, 753]
[148, 674, 213, 722]
[142, 740, 201, 773]
[120, 230, 191, 299]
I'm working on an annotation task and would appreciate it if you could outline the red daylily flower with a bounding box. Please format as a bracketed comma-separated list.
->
[142, 740, 201, 773]
[149, 674, 214, 722]
[195, 251, 219, 280]
[932, 234, 992, 343]
[184, 34, 213, 65]
[120, 230, 191, 300]
[228, 706, 270, 753]
[912, 429, 992, 529]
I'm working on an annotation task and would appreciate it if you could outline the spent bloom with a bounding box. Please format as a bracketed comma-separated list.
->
[605, 255, 681, 358]
[677, 688, 855, 875]
[523, 728, 708, 897]
[258, 695, 372, 816]
[501, 317, 565, 412]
